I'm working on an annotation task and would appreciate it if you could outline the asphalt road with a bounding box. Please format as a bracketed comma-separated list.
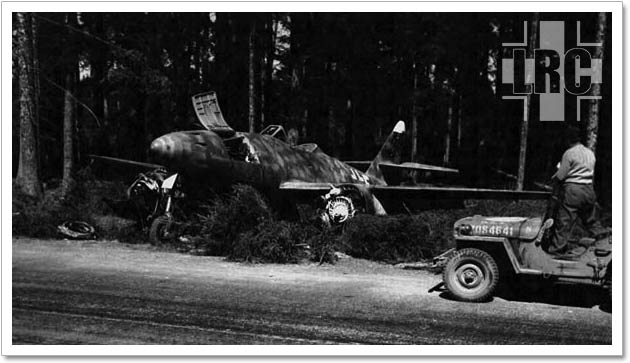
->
[12, 238, 612, 345]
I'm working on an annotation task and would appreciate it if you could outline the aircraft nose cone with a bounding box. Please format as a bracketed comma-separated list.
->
[150, 138, 164, 155]
[149, 135, 175, 163]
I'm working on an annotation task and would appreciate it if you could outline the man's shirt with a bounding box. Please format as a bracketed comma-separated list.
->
[553, 143, 595, 184]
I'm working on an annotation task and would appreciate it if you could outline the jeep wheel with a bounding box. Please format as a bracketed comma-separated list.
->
[603, 262, 612, 312]
[149, 214, 174, 245]
[443, 248, 499, 302]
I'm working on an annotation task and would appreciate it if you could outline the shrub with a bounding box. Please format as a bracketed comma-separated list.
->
[90, 214, 143, 242]
[13, 184, 74, 237]
[338, 199, 548, 263]
[306, 228, 339, 264]
[182, 185, 332, 264]
[230, 221, 307, 263]
[339, 215, 433, 263]
[182, 193, 549, 264]
[463, 199, 546, 218]
[188, 184, 274, 256]
[12, 168, 130, 239]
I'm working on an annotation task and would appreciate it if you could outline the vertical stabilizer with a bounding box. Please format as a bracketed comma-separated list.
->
[365, 121, 406, 184]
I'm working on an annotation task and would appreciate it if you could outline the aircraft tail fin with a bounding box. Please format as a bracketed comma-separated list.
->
[365, 121, 406, 184]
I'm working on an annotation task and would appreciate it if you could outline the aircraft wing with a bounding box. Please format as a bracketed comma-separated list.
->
[345, 160, 459, 174]
[370, 185, 550, 200]
[279, 181, 550, 200]
[278, 181, 333, 196]
[88, 154, 164, 170]
[279, 181, 333, 191]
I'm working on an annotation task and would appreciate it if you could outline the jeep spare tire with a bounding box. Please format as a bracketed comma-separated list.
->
[443, 248, 499, 302]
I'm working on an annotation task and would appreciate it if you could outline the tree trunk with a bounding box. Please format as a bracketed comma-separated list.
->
[61, 73, 76, 198]
[327, 104, 336, 156]
[301, 109, 308, 141]
[586, 12, 607, 152]
[12, 16, 20, 177]
[31, 14, 40, 140]
[516, 13, 539, 191]
[261, 14, 275, 127]
[410, 60, 419, 162]
[456, 95, 462, 149]
[288, 13, 312, 140]
[248, 17, 258, 133]
[61, 13, 78, 199]
[92, 13, 106, 122]
[15, 12, 42, 198]
[344, 97, 354, 156]
[443, 97, 453, 166]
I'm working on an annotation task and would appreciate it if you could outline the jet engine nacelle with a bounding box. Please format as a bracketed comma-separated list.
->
[320, 184, 384, 226]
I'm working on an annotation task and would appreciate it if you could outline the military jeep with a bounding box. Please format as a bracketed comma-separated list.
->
[442, 215, 612, 303]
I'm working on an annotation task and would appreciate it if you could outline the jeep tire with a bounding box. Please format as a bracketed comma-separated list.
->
[443, 248, 500, 302]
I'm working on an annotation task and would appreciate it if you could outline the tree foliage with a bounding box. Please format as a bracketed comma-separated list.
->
[12, 12, 612, 207]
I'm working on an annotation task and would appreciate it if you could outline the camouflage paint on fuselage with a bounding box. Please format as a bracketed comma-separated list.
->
[149, 130, 382, 191]
[246, 133, 383, 186]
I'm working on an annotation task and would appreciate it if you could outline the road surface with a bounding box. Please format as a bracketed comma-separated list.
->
[12, 238, 612, 345]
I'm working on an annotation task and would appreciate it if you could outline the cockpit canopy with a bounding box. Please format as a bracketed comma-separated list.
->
[260, 125, 287, 141]
[192, 92, 235, 137]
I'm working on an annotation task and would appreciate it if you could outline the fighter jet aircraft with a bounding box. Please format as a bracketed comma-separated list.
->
[91, 92, 549, 235]
[92, 92, 548, 235]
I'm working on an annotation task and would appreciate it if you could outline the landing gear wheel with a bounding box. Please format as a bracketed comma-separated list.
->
[443, 248, 499, 302]
[149, 214, 174, 245]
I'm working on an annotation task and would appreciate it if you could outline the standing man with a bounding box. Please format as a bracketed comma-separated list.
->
[547, 126, 600, 258]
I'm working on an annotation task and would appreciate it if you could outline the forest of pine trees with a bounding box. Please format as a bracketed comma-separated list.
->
[12, 12, 612, 206]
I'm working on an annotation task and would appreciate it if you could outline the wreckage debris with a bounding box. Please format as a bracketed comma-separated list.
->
[57, 221, 96, 240]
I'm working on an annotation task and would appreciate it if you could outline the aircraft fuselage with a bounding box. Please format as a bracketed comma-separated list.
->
[149, 130, 382, 191]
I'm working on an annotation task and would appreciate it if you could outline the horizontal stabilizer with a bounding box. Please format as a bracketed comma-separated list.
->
[346, 161, 459, 174]
[381, 162, 459, 174]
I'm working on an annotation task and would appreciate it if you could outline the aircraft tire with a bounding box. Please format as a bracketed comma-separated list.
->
[443, 248, 499, 302]
[149, 214, 174, 245]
